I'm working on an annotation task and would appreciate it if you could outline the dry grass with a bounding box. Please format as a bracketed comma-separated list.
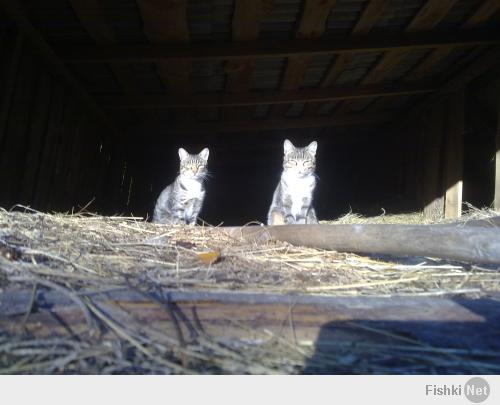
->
[0, 205, 499, 374]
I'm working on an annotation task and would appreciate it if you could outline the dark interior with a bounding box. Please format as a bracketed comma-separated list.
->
[1, 0, 499, 224]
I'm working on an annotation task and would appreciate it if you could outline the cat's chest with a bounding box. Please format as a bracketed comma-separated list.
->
[178, 178, 204, 201]
[281, 173, 315, 198]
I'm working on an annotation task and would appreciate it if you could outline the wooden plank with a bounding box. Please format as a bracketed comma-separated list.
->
[495, 98, 500, 211]
[60, 30, 500, 62]
[270, 0, 336, 118]
[462, 0, 500, 28]
[422, 102, 445, 221]
[222, 222, 500, 264]
[3, 289, 500, 360]
[351, 0, 392, 35]
[444, 91, 464, 219]
[98, 81, 435, 108]
[406, 0, 459, 32]
[0, 0, 119, 137]
[68, 0, 140, 95]
[167, 113, 390, 133]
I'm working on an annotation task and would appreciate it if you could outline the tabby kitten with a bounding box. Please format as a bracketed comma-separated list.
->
[267, 139, 318, 225]
[153, 147, 209, 225]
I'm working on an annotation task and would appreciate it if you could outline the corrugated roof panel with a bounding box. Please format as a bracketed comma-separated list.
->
[335, 52, 381, 85]
[302, 54, 335, 87]
[252, 57, 287, 90]
[191, 60, 226, 93]
[260, 0, 302, 39]
[317, 101, 339, 115]
[128, 63, 166, 93]
[100, 0, 146, 44]
[326, 0, 366, 32]
[382, 48, 430, 82]
[286, 102, 305, 117]
[373, 0, 426, 31]
[438, 0, 483, 29]
[188, 0, 234, 41]
[254, 104, 271, 119]
[197, 106, 220, 121]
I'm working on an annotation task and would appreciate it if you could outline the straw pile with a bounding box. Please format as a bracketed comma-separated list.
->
[1, 206, 499, 374]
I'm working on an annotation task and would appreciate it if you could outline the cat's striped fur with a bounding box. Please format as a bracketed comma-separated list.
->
[153, 147, 209, 225]
[267, 139, 318, 225]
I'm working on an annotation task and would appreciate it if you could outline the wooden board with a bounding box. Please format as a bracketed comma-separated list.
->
[2, 289, 500, 354]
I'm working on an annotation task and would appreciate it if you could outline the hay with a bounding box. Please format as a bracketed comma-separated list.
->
[1, 206, 499, 374]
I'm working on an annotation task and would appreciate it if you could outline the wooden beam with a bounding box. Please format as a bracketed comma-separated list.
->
[0, 0, 119, 136]
[406, 0, 459, 32]
[98, 82, 435, 108]
[351, 0, 392, 35]
[495, 98, 500, 211]
[463, 0, 500, 28]
[68, 0, 140, 95]
[422, 102, 445, 221]
[223, 222, 500, 264]
[444, 91, 464, 219]
[166, 113, 390, 133]
[270, 0, 336, 118]
[60, 30, 500, 63]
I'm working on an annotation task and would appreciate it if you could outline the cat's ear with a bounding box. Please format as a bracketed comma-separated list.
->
[307, 141, 317, 155]
[283, 139, 294, 155]
[178, 148, 189, 161]
[199, 148, 209, 161]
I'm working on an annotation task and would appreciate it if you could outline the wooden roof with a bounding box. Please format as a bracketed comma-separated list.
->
[16, 0, 500, 132]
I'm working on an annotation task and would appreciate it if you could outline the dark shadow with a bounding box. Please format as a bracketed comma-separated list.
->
[303, 297, 500, 374]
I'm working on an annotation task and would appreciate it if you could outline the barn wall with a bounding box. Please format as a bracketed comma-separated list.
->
[0, 14, 129, 214]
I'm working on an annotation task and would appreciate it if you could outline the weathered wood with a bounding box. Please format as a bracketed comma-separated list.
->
[495, 98, 500, 211]
[406, 0, 459, 32]
[59, 29, 500, 63]
[166, 113, 390, 133]
[223, 223, 500, 264]
[2, 289, 500, 352]
[0, 0, 118, 136]
[422, 102, 445, 221]
[351, 0, 392, 35]
[444, 92, 464, 219]
[99, 81, 435, 108]
[463, 0, 500, 28]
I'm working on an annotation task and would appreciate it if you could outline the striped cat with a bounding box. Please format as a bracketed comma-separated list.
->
[267, 139, 318, 225]
[153, 147, 209, 225]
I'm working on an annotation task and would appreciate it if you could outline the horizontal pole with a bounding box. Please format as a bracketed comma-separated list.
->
[222, 221, 500, 264]
[163, 114, 391, 133]
[98, 82, 435, 108]
[58, 29, 500, 63]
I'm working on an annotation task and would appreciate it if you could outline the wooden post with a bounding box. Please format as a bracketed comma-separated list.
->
[444, 91, 464, 218]
[422, 102, 445, 221]
[495, 100, 500, 211]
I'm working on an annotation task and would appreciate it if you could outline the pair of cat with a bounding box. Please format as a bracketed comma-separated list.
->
[152, 140, 318, 226]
